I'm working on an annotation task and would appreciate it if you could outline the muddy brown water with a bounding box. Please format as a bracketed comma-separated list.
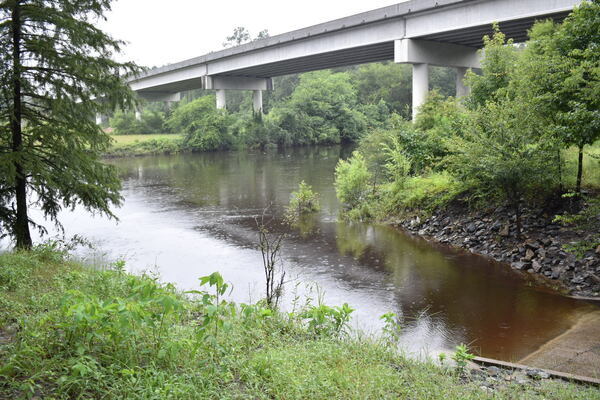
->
[25, 146, 600, 363]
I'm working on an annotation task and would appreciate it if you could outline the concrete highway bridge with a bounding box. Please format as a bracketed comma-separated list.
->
[126, 0, 582, 119]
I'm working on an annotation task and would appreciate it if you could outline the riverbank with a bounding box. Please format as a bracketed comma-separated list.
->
[1, 248, 598, 399]
[393, 197, 600, 298]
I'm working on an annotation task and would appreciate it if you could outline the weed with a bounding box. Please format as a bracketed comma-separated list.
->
[380, 312, 402, 344]
[452, 344, 475, 373]
[301, 303, 354, 337]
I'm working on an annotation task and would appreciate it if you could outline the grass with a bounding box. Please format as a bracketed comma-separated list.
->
[374, 172, 466, 220]
[105, 134, 183, 157]
[110, 134, 182, 147]
[0, 246, 599, 399]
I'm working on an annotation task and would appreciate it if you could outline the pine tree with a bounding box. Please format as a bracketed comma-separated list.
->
[0, 0, 140, 248]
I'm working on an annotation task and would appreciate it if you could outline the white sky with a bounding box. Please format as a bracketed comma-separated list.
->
[100, 0, 404, 68]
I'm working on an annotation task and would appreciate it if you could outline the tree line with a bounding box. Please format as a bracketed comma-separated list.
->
[109, 63, 456, 151]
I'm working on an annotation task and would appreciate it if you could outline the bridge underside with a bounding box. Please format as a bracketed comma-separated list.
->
[128, 0, 578, 117]
[140, 10, 570, 86]
[417, 10, 571, 47]
[221, 42, 395, 78]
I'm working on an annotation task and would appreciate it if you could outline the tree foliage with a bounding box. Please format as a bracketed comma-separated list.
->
[0, 0, 140, 248]
[270, 71, 367, 145]
[448, 100, 558, 236]
[465, 26, 519, 109]
[222, 26, 250, 48]
[167, 96, 233, 151]
[334, 152, 372, 210]
[111, 109, 168, 135]
[517, 0, 600, 193]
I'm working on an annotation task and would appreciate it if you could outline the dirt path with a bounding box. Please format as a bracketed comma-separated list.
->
[520, 310, 600, 378]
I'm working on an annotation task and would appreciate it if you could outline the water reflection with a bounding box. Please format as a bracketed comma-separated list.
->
[21, 146, 598, 362]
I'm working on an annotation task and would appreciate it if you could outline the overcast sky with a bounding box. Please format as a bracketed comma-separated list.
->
[100, 0, 404, 68]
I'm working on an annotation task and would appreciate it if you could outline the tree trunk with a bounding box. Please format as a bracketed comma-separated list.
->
[575, 144, 584, 195]
[557, 148, 563, 193]
[11, 1, 32, 249]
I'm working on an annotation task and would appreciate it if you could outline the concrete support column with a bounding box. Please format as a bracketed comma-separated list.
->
[252, 90, 263, 113]
[135, 109, 142, 121]
[216, 89, 227, 110]
[412, 63, 429, 120]
[455, 67, 470, 98]
[95, 113, 103, 125]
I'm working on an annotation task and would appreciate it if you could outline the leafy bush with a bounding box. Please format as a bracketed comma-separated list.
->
[287, 181, 321, 218]
[230, 112, 285, 149]
[334, 152, 373, 212]
[167, 96, 234, 151]
[452, 344, 475, 373]
[300, 303, 354, 337]
[111, 110, 168, 135]
[269, 71, 368, 145]
[464, 25, 519, 110]
[104, 137, 182, 157]
[111, 110, 142, 134]
[414, 91, 467, 139]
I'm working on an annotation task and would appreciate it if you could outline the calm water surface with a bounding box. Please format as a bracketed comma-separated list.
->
[37, 146, 599, 361]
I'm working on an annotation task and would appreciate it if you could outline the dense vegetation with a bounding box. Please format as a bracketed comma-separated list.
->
[333, 3, 600, 241]
[108, 65, 455, 151]
[1, 247, 598, 399]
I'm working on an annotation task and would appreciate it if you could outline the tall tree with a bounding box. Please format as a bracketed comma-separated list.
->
[464, 26, 519, 110]
[0, 0, 140, 248]
[518, 0, 600, 194]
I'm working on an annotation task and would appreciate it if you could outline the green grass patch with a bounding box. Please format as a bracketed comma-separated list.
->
[105, 134, 183, 157]
[110, 134, 181, 147]
[379, 172, 466, 218]
[0, 247, 598, 399]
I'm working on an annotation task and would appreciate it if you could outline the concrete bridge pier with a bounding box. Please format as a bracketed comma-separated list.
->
[411, 63, 429, 120]
[216, 89, 227, 110]
[95, 113, 103, 125]
[252, 90, 263, 113]
[203, 76, 272, 112]
[455, 67, 470, 98]
[135, 109, 142, 121]
[395, 38, 481, 119]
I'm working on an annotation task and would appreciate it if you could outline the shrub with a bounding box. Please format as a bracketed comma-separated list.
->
[167, 96, 233, 151]
[334, 152, 373, 211]
[287, 181, 321, 218]
[111, 110, 168, 135]
[111, 110, 142, 134]
[268, 71, 368, 145]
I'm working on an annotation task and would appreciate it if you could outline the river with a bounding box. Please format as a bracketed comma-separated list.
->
[26, 146, 600, 363]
